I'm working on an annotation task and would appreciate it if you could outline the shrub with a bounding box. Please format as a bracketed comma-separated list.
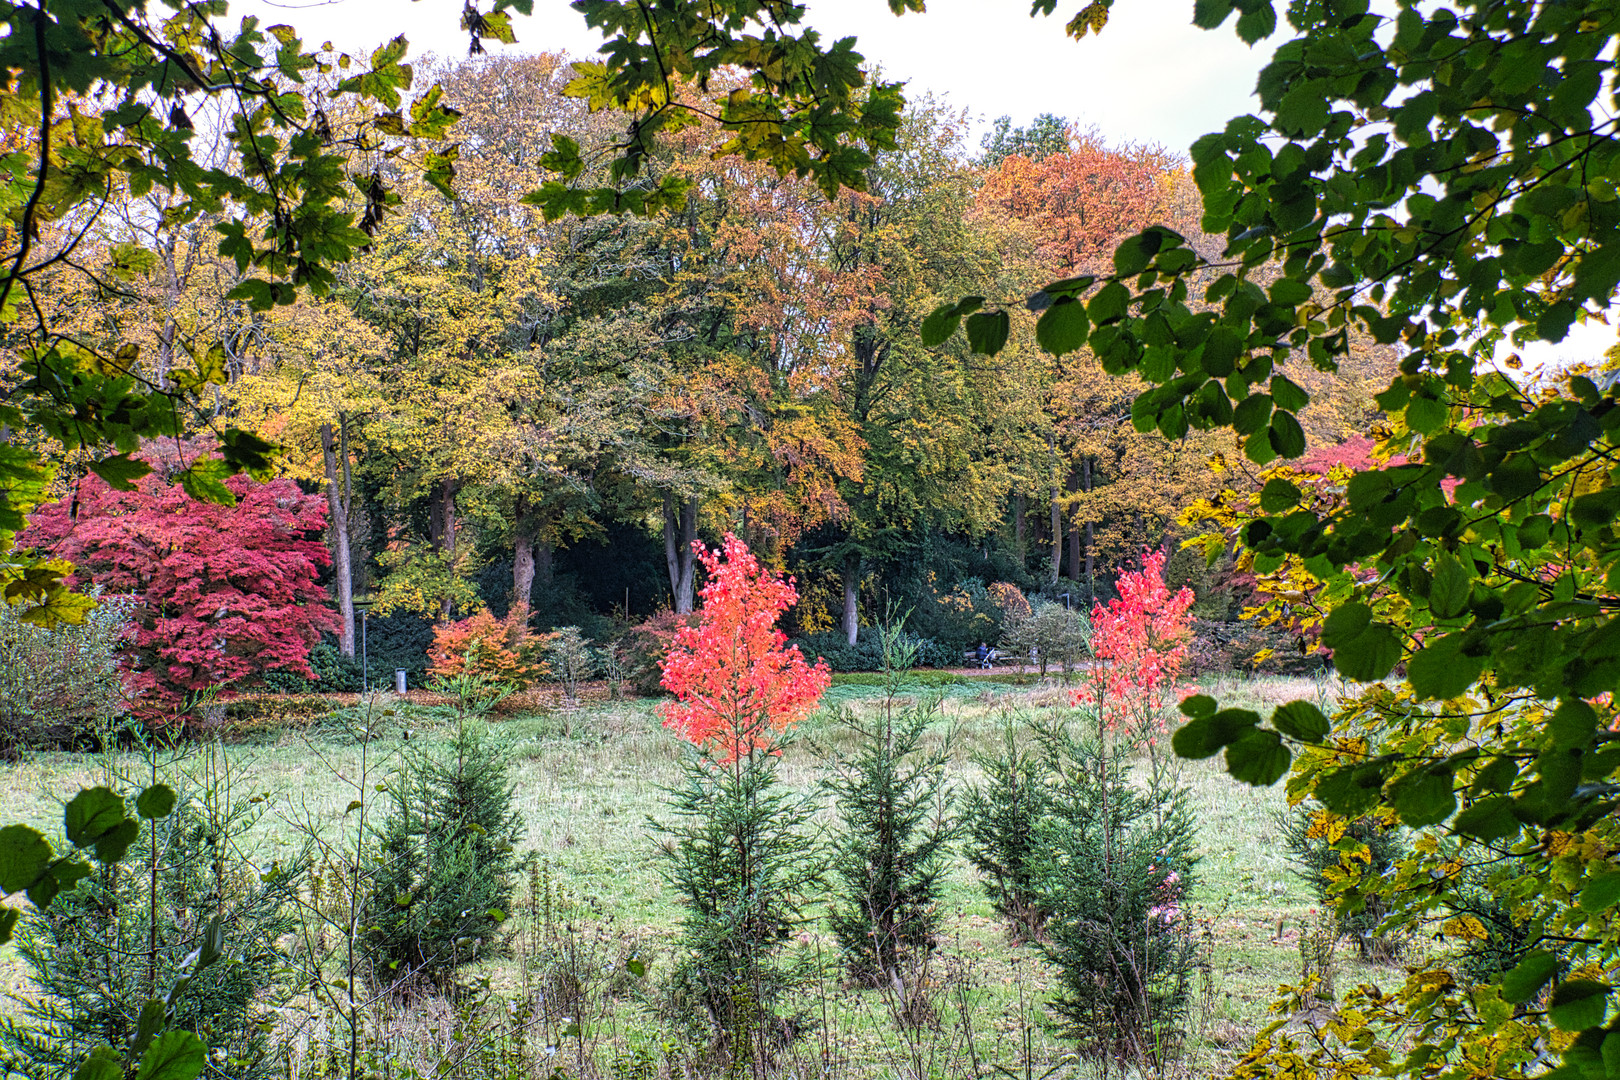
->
[617, 610, 699, 695]
[824, 630, 956, 985]
[363, 716, 525, 992]
[655, 536, 829, 1060]
[427, 609, 546, 687]
[0, 749, 303, 1080]
[0, 595, 130, 754]
[908, 577, 1004, 656]
[539, 625, 599, 708]
[987, 582, 1033, 624]
[999, 601, 1090, 678]
[1278, 806, 1407, 961]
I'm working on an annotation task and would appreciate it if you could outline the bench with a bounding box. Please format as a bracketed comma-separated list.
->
[962, 649, 1028, 669]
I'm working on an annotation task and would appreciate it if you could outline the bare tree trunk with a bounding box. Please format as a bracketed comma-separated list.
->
[1013, 493, 1027, 555]
[1083, 458, 1096, 600]
[843, 552, 861, 646]
[431, 478, 459, 620]
[513, 495, 536, 623]
[663, 493, 697, 614]
[1049, 486, 1063, 585]
[320, 420, 355, 657]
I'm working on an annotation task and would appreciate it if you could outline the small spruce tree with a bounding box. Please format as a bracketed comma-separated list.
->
[962, 717, 1056, 941]
[824, 626, 956, 986]
[363, 715, 524, 991]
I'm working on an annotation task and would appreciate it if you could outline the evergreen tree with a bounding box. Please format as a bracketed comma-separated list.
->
[961, 718, 1056, 941]
[363, 717, 524, 991]
[1033, 720, 1199, 1071]
[0, 750, 302, 1080]
[824, 628, 956, 985]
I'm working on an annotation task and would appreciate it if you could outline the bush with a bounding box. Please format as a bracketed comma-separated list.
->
[363, 716, 525, 991]
[427, 609, 546, 687]
[617, 610, 699, 695]
[0, 749, 303, 1080]
[539, 625, 599, 708]
[999, 601, 1090, 678]
[1278, 806, 1407, 961]
[0, 595, 130, 753]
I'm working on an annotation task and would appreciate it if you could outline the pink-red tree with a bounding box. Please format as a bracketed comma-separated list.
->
[23, 443, 336, 720]
[660, 534, 831, 763]
[1079, 550, 1196, 738]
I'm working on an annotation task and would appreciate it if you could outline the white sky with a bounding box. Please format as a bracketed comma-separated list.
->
[232, 0, 1272, 156]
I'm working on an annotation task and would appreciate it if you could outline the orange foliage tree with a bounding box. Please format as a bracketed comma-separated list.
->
[427, 609, 547, 687]
[660, 535, 831, 763]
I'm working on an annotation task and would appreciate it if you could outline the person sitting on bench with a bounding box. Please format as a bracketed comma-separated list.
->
[975, 641, 992, 669]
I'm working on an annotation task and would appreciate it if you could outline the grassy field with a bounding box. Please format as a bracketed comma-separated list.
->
[0, 672, 1388, 1080]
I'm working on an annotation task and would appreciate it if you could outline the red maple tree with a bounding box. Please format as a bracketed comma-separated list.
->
[660, 534, 831, 763]
[1078, 549, 1196, 738]
[23, 442, 336, 718]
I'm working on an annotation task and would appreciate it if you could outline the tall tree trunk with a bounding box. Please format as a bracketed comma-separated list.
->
[320, 420, 355, 657]
[843, 552, 861, 646]
[431, 478, 459, 620]
[1013, 494, 1027, 555]
[1049, 486, 1063, 585]
[663, 493, 697, 614]
[512, 496, 536, 622]
[1083, 458, 1096, 600]
[1068, 460, 1086, 585]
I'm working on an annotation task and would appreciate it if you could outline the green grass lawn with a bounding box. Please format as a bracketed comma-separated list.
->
[0, 672, 1392, 1080]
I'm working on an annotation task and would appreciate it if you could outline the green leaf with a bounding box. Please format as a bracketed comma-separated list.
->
[89, 453, 153, 492]
[0, 824, 53, 894]
[1259, 478, 1302, 513]
[1502, 950, 1559, 1003]
[1320, 603, 1403, 682]
[1225, 728, 1291, 786]
[1172, 708, 1260, 759]
[1579, 871, 1620, 914]
[135, 785, 176, 820]
[94, 819, 142, 865]
[1271, 700, 1329, 742]
[135, 1030, 207, 1080]
[1429, 553, 1472, 619]
[1549, 980, 1610, 1031]
[1550, 700, 1599, 750]
[1407, 637, 1482, 700]
[74, 1047, 124, 1080]
[1179, 694, 1217, 720]
[1235, 2, 1276, 43]
[1453, 796, 1520, 841]
[965, 311, 1010, 355]
[1390, 764, 1456, 827]
[1087, 281, 1130, 324]
[65, 788, 128, 847]
[1035, 298, 1088, 355]
[1268, 411, 1306, 459]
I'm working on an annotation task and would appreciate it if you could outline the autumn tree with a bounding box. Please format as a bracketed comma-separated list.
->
[22, 443, 335, 718]
[656, 535, 830, 1057]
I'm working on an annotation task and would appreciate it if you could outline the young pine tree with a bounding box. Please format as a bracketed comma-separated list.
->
[1034, 719, 1199, 1072]
[363, 716, 524, 991]
[0, 747, 302, 1080]
[961, 716, 1056, 941]
[824, 627, 956, 986]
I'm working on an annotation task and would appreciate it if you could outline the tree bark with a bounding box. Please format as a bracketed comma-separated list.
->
[320, 421, 356, 656]
[1049, 485, 1063, 585]
[1013, 493, 1026, 555]
[663, 493, 697, 614]
[430, 478, 459, 620]
[843, 551, 861, 646]
[1083, 458, 1096, 600]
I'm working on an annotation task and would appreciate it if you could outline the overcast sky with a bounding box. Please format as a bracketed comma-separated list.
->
[234, 0, 1272, 156]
